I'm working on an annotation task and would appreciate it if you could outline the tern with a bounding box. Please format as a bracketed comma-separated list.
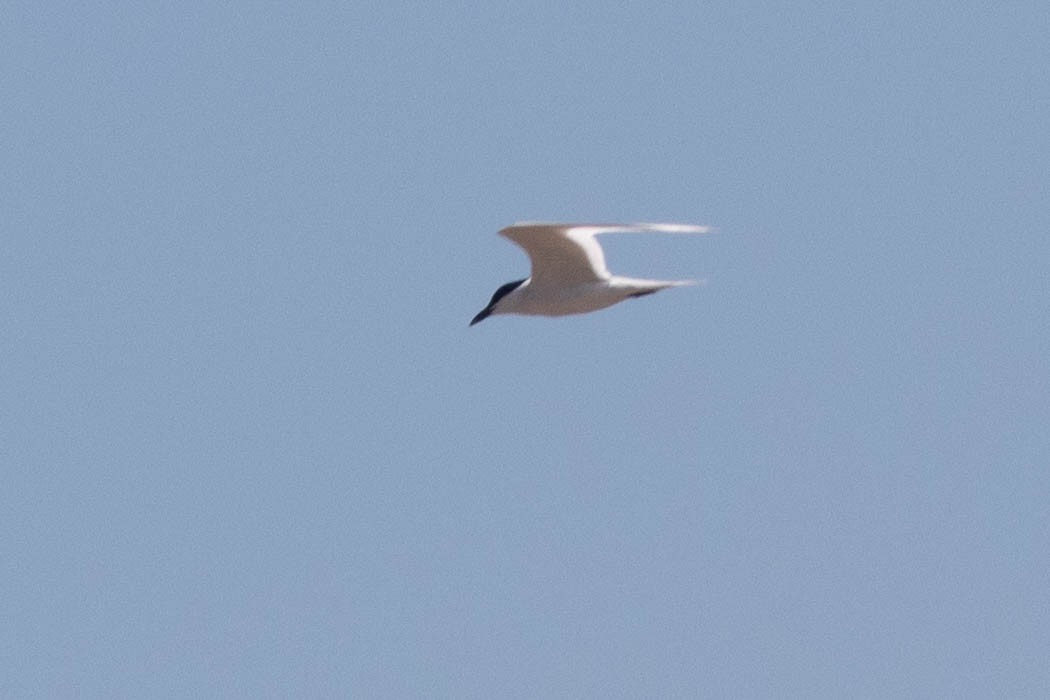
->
[470, 222, 712, 326]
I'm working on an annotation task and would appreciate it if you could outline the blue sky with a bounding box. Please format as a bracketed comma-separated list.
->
[3, 2, 1048, 697]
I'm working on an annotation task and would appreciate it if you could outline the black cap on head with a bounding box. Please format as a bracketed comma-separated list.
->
[469, 278, 526, 327]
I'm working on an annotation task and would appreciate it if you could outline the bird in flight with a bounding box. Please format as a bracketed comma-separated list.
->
[470, 222, 712, 326]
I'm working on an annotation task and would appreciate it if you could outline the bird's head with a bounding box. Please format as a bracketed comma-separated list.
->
[470, 278, 527, 326]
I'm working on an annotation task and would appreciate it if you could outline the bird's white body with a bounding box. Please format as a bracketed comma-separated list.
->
[471, 222, 711, 325]
[493, 275, 695, 317]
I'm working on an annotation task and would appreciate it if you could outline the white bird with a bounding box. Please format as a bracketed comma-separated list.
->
[470, 221, 712, 326]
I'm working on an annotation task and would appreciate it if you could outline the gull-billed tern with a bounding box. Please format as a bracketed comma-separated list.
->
[470, 222, 712, 326]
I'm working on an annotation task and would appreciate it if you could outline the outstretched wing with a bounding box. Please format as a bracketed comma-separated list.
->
[499, 223, 610, 287]
[498, 222, 712, 288]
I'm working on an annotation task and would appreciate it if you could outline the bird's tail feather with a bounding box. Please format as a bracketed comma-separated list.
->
[617, 277, 704, 289]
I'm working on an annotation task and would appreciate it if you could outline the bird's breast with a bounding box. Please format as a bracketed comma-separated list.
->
[509, 282, 629, 317]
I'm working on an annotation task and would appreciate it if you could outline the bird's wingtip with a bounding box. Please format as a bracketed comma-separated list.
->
[499, 221, 717, 235]
[643, 223, 716, 234]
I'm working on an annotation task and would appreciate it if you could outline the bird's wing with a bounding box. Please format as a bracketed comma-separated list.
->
[499, 223, 610, 286]
[499, 222, 712, 287]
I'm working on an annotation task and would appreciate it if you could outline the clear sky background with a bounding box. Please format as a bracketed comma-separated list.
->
[3, 3, 1048, 697]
